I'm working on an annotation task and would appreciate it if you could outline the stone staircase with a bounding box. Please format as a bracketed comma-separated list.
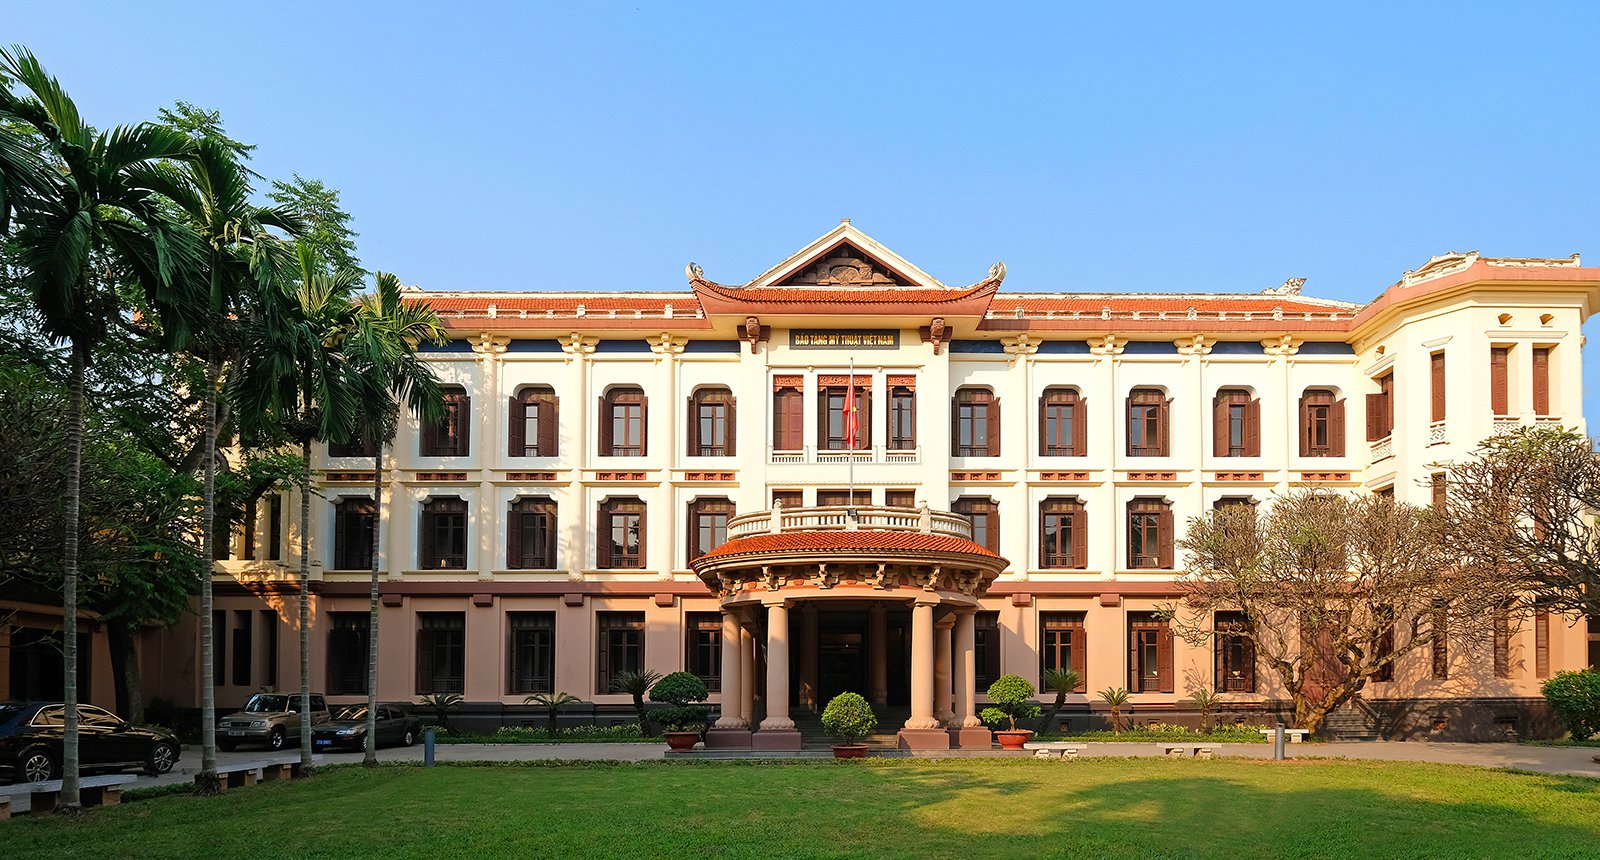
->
[790, 706, 911, 749]
[1321, 701, 1383, 741]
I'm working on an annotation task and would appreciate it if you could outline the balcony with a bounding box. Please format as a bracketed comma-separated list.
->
[725, 504, 973, 542]
[767, 446, 921, 465]
[1369, 435, 1393, 462]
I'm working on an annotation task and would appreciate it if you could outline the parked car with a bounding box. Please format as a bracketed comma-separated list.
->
[218, 693, 330, 751]
[0, 702, 182, 784]
[312, 704, 423, 751]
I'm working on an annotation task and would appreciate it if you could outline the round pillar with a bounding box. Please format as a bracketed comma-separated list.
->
[904, 600, 940, 730]
[759, 600, 796, 731]
[934, 615, 955, 726]
[714, 610, 746, 729]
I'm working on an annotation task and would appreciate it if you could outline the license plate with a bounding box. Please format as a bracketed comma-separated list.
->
[314, 740, 331, 747]
[228, 730, 244, 736]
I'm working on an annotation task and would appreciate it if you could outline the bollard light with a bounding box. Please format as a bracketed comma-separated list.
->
[425, 727, 436, 767]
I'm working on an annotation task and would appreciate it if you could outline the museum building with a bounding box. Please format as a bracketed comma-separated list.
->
[117, 223, 1600, 744]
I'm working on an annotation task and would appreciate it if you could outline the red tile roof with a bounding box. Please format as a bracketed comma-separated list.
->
[694, 530, 1000, 563]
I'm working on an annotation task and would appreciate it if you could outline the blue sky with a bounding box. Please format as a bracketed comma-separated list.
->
[11, 2, 1600, 420]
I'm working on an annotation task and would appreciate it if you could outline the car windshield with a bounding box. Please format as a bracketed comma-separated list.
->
[0, 703, 27, 727]
[243, 694, 291, 713]
[333, 706, 367, 720]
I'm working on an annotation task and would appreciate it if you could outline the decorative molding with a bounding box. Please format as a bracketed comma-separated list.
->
[919, 317, 947, 355]
[743, 317, 770, 353]
[417, 472, 469, 482]
[684, 471, 737, 482]
[506, 471, 559, 482]
[1175, 334, 1214, 358]
[560, 332, 598, 362]
[817, 374, 873, 387]
[649, 332, 688, 361]
[469, 332, 510, 358]
[772, 374, 804, 391]
[1000, 334, 1040, 362]
[1421, 335, 1454, 349]
[1126, 471, 1178, 481]
[1297, 471, 1352, 482]
[1261, 334, 1302, 358]
[886, 374, 917, 389]
[1263, 277, 1307, 296]
[1088, 334, 1126, 357]
[1213, 471, 1265, 482]
[1040, 471, 1091, 482]
[951, 471, 1005, 482]
[594, 471, 649, 481]
[323, 472, 376, 483]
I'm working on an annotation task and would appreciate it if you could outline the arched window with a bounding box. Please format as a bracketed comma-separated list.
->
[507, 497, 557, 569]
[1212, 388, 1259, 457]
[686, 497, 735, 559]
[951, 387, 1000, 457]
[509, 386, 558, 458]
[333, 497, 375, 570]
[1039, 497, 1086, 569]
[1125, 388, 1169, 457]
[420, 386, 471, 457]
[419, 497, 468, 570]
[598, 497, 646, 568]
[952, 497, 1000, 554]
[600, 387, 647, 456]
[1126, 497, 1173, 569]
[1039, 388, 1085, 457]
[687, 388, 736, 457]
[1298, 388, 1344, 457]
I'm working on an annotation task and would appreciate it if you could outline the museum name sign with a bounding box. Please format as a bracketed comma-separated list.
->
[789, 330, 900, 349]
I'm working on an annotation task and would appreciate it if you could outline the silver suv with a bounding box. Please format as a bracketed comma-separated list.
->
[218, 694, 330, 751]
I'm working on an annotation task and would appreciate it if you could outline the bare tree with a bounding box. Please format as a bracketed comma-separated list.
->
[1442, 426, 1600, 622]
[1172, 490, 1511, 733]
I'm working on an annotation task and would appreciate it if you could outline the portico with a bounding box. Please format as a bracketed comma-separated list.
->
[690, 503, 1006, 750]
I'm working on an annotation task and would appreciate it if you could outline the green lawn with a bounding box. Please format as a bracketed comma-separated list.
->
[4, 758, 1598, 859]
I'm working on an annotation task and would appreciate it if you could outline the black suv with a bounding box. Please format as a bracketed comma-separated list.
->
[0, 702, 182, 783]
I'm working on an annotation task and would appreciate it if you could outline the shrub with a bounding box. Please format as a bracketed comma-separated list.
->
[647, 671, 709, 732]
[979, 674, 1040, 731]
[417, 692, 464, 732]
[524, 691, 580, 733]
[1542, 670, 1600, 740]
[820, 692, 877, 744]
[612, 669, 663, 733]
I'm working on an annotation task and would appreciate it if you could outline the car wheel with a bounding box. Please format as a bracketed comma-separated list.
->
[19, 748, 57, 783]
[145, 742, 179, 775]
[217, 739, 237, 752]
[403, 729, 415, 746]
[268, 728, 286, 751]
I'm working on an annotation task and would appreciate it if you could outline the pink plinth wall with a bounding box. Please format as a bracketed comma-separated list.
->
[897, 728, 952, 750]
[752, 730, 803, 750]
[704, 728, 753, 749]
[950, 727, 993, 749]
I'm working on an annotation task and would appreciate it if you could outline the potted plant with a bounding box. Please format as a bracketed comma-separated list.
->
[980, 674, 1041, 750]
[820, 692, 877, 758]
[647, 671, 710, 751]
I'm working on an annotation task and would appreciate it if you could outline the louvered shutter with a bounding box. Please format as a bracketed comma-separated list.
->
[415, 628, 432, 694]
[986, 396, 1000, 457]
[1366, 393, 1387, 440]
[1212, 395, 1229, 457]
[1157, 623, 1175, 693]
[457, 396, 472, 456]
[1038, 395, 1048, 456]
[1069, 628, 1087, 691]
[1158, 505, 1174, 568]
[1156, 397, 1171, 456]
[1124, 395, 1134, 456]
[1490, 347, 1509, 415]
[685, 396, 698, 456]
[950, 396, 960, 457]
[1072, 398, 1087, 456]
[596, 505, 611, 568]
[506, 508, 523, 569]
[1535, 611, 1550, 678]
[861, 387, 873, 449]
[420, 411, 439, 456]
[724, 396, 737, 456]
[1070, 508, 1087, 569]
[638, 396, 648, 456]
[818, 389, 831, 450]
[540, 396, 559, 457]
[1329, 399, 1345, 456]
[419, 510, 434, 569]
[1298, 394, 1311, 457]
[1533, 348, 1551, 415]
[637, 503, 647, 568]
[1246, 398, 1261, 456]
[598, 397, 612, 455]
[1128, 631, 1140, 689]
[508, 397, 526, 457]
[1241, 636, 1256, 692]
[1430, 353, 1446, 422]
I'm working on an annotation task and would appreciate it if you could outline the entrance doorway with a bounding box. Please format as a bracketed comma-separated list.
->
[808, 607, 911, 708]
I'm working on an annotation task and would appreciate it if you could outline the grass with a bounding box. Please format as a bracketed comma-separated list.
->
[3, 758, 1597, 859]
[432, 724, 658, 744]
[1523, 738, 1600, 748]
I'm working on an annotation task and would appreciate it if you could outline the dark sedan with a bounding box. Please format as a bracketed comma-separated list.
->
[0, 702, 181, 784]
[311, 704, 422, 752]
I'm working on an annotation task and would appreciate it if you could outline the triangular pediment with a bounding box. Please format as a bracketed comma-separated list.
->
[747, 221, 947, 288]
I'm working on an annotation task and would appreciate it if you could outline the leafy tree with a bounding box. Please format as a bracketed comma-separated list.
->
[269, 174, 360, 274]
[0, 46, 200, 809]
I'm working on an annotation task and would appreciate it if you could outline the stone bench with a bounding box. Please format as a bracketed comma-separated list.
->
[1158, 743, 1215, 759]
[1023, 742, 1090, 760]
[0, 774, 132, 816]
[200, 757, 314, 790]
[1258, 728, 1309, 743]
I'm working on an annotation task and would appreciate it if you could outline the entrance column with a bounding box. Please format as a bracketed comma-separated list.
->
[898, 596, 949, 749]
[934, 614, 955, 726]
[867, 603, 888, 707]
[740, 624, 756, 726]
[706, 608, 751, 748]
[951, 607, 990, 748]
[754, 597, 801, 749]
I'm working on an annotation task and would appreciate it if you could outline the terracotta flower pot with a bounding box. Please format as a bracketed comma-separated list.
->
[664, 731, 701, 751]
[995, 729, 1033, 750]
[832, 744, 868, 759]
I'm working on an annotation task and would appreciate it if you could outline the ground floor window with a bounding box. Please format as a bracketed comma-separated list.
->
[416, 612, 465, 694]
[1214, 611, 1254, 693]
[686, 612, 722, 692]
[232, 609, 254, 687]
[974, 612, 1001, 691]
[6, 628, 89, 701]
[508, 612, 554, 695]
[598, 612, 645, 693]
[1040, 612, 1087, 690]
[329, 612, 370, 695]
[1128, 613, 1173, 693]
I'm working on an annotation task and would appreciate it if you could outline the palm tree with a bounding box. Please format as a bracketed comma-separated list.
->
[142, 134, 300, 791]
[0, 47, 201, 809]
[1099, 687, 1131, 734]
[612, 669, 663, 734]
[1037, 667, 1083, 736]
[344, 272, 445, 765]
[525, 692, 580, 734]
[233, 244, 365, 771]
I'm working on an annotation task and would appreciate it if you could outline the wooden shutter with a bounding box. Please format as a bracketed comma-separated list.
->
[685, 395, 699, 456]
[725, 396, 737, 456]
[1157, 505, 1174, 568]
[508, 396, 526, 457]
[1535, 611, 1550, 678]
[1298, 394, 1311, 457]
[1366, 393, 1387, 440]
[1241, 637, 1256, 692]
[1157, 623, 1175, 693]
[1124, 395, 1134, 457]
[1493, 610, 1511, 678]
[1037, 394, 1048, 456]
[1127, 629, 1139, 690]
[420, 410, 439, 456]
[1069, 628, 1087, 691]
[1072, 397, 1087, 456]
[1246, 398, 1261, 456]
[1070, 508, 1087, 569]
[1330, 398, 1345, 456]
[1214, 630, 1225, 691]
[818, 388, 831, 450]
[457, 396, 471, 456]
[1212, 394, 1229, 456]
[506, 509, 523, 569]
[598, 397, 612, 455]
[540, 395, 559, 457]
[986, 396, 1000, 457]
[419, 510, 434, 570]
[636, 502, 647, 568]
[1490, 347, 1509, 415]
[950, 395, 960, 457]
[596, 504, 611, 568]
[1156, 397, 1171, 456]
[861, 387, 873, 449]
[1430, 352, 1446, 422]
[415, 627, 432, 694]
[638, 395, 648, 456]
[1533, 347, 1551, 415]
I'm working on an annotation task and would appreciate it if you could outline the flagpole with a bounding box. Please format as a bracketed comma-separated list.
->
[847, 356, 855, 510]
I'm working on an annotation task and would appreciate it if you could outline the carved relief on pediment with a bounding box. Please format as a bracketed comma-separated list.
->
[778, 244, 910, 287]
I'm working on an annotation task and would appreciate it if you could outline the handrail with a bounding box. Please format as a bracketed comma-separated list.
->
[725, 505, 973, 541]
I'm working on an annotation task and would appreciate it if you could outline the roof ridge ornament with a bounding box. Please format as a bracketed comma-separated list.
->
[1263, 277, 1307, 296]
